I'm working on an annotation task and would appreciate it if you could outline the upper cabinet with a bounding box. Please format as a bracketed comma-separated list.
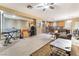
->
[57, 21, 65, 27]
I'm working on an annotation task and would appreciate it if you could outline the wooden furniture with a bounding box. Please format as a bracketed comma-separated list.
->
[21, 29, 29, 38]
[71, 45, 79, 56]
[71, 36, 79, 56]
[57, 21, 65, 27]
[31, 43, 51, 56]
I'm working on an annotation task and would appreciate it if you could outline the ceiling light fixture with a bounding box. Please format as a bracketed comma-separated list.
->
[27, 3, 55, 11]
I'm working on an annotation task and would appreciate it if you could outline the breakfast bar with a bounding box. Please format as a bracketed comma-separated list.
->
[0, 34, 53, 56]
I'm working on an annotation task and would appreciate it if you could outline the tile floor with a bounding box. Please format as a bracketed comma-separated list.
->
[0, 39, 20, 52]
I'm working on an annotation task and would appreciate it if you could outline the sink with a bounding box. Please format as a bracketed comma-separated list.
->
[65, 47, 71, 49]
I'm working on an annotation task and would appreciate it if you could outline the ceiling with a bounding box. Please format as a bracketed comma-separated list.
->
[0, 3, 79, 21]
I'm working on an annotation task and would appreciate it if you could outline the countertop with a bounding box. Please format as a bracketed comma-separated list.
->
[0, 34, 52, 56]
[50, 38, 71, 51]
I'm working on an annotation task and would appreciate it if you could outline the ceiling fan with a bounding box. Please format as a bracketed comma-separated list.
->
[27, 3, 55, 11]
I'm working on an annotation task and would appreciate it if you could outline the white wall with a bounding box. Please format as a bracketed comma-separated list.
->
[64, 20, 72, 30]
[0, 11, 1, 32]
[2, 18, 28, 30]
[74, 22, 79, 29]
[53, 22, 57, 27]
[0, 11, 3, 32]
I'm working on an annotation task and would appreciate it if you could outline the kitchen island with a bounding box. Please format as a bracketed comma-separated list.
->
[0, 34, 53, 56]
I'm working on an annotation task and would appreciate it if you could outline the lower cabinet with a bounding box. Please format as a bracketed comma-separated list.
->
[31, 43, 52, 56]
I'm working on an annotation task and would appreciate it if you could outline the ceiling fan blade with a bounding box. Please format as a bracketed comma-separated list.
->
[43, 8, 46, 11]
[50, 3, 54, 5]
[27, 5, 33, 9]
[49, 6, 54, 9]
[47, 3, 54, 5]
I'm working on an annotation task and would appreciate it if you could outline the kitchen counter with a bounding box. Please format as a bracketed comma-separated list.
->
[0, 34, 52, 56]
[50, 38, 71, 52]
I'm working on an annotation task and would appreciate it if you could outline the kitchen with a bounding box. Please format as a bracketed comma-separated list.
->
[0, 3, 79, 56]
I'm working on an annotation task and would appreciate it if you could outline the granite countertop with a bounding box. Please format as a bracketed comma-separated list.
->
[0, 34, 52, 56]
[50, 38, 71, 51]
